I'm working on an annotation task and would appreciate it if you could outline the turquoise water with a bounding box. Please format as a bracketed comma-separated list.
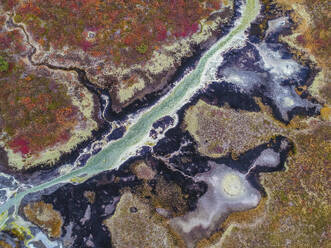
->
[0, 0, 259, 222]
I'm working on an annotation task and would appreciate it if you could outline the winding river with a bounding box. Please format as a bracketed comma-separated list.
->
[0, 0, 260, 226]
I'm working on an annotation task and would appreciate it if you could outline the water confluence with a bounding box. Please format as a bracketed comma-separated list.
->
[0, 0, 260, 221]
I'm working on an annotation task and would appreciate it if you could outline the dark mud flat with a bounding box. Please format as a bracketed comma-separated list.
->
[26, 54, 300, 245]
[102, 0, 244, 122]
[19, 162, 139, 248]
[152, 94, 292, 186]
[18, 123, 292, 248]
[212, 136, 293, 194]
[0, 1, 327, 248]
[18, 152, 208, 248]
[153, 123, 211, 176]
[152, 8, 322, 176]
[0, 22, 112, 181]
[0, 0, 243, 182]
[212, 9, 320, 123]
[149, 116, 175, 140]
[0, 118, 108, 184]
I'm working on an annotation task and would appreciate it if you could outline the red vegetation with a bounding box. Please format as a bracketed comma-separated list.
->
[296, 35, 305, 45]
[0, 71, 79, 156]
[0, 28, 27, 54]
[0, 15, 83, 161]
[1, 0, 19, 11]
[11, 0, 222, 65]
[175, 22, 200, 38]
[79, 40, 94, 52]
[9, 137, 30, 155]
